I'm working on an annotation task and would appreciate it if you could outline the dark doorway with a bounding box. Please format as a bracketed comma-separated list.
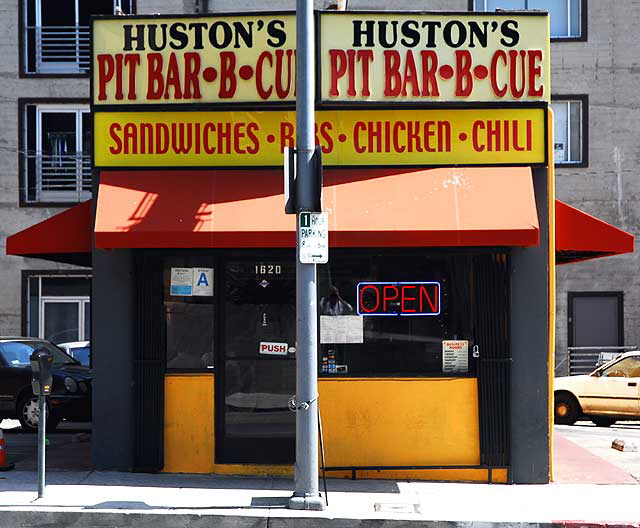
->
[568, 292, 624, 374]
[216, 259, 296, 464]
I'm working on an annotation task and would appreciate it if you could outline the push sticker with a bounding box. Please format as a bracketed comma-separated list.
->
[259, 342, 289, 356]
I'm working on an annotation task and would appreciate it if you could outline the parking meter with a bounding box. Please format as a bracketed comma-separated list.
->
[30, 346, 53, 498]
[29, 347, 53, 396]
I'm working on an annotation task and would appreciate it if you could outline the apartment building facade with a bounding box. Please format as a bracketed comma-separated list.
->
[1, 0, 635, 377]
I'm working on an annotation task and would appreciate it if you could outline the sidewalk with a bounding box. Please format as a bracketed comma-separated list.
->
[0, 469, 639, 527]
[0, 427, 638, 527]
[553, 433, 638, 484]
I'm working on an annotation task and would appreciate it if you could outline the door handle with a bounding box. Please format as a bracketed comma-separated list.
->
[628, 382, 637, 387]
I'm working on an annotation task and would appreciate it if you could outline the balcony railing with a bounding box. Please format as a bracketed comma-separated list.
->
[26, 25, 90, 74]
[26, 153, 92, 203]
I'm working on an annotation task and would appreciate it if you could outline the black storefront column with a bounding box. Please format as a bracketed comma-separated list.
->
[509, 167, 551, 484]
[132, 254, 164, 472]
[475, 253, 511, 472]
[92, 248, 136, 470]
[92, 250, 165, 471]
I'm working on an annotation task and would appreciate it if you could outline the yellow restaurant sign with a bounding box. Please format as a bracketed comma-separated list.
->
[93, 14, 296, 105]
[94, 108, 546, 167]
[92, 12, 549, 106]
[319, 12, 550, 104]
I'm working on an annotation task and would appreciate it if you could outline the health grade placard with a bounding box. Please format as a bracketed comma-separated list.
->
[94, 107, 545, 167]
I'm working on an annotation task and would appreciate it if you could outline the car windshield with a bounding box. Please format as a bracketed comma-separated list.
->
[0, 340, 78, 368]
[600, 355, 640, 378]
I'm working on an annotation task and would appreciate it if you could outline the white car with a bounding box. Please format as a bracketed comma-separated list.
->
[554, 351, 640, 427]
[57, 341, 91, 367]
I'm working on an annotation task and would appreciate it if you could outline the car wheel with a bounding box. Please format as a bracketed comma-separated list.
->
[17, 394, 59, 433]
[554, 393, 581, 425]
[591, 417, 616, 427]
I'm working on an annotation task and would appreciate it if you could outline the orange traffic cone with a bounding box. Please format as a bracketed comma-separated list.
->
[0, 428, 15, 471]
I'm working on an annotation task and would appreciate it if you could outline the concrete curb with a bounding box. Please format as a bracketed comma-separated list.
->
[0, 510, 638, 528]
[0, 511, 538, 528]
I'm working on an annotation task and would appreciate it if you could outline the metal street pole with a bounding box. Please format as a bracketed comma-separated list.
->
[37, 396, 46, 498]
[289, 0, 325, 511]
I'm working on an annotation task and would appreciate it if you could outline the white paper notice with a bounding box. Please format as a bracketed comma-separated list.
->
[320, 316, 364, 344]
[192, 268, 214, 296]
[554, 142, 566, 163]
[170, 268, 193, 296]
[442, 340, 469, 373]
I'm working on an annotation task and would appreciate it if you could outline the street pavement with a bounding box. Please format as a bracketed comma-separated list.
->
[2, 419, 92, 471]
[0, 419, 639, 527]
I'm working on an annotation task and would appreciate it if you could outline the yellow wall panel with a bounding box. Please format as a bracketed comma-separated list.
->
[164, 374, 215, 473]
[325, 468, 507, 483]
[163, 375, 484, 480]
[319, 378, 480, 467]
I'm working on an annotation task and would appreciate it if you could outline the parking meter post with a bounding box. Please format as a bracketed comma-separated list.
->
[30, 347, 52, 499]
[37, 394, 46, 498]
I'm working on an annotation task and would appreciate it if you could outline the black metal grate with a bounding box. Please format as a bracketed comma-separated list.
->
[475, 253, 511, 470]
[133, 254, 165, 472]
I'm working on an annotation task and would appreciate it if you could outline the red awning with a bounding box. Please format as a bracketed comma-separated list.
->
[94, 168, 540, 249]
[6, 177, 634, 267]
[556, 200, 635, 264]
[5, 200, 92, 266]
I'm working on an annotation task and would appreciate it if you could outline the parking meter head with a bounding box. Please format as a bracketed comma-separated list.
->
[29, 347, 53, 396]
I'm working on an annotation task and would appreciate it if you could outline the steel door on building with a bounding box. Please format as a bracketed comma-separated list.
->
[216, 259, 296, 464]
[568, 292, 624, 375]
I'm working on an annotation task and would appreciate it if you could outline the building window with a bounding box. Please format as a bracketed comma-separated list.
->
[24, 273, 91, 345]
[472, 0, 583, 39]
[551, 97, 586, 166]
[22, 102, 91, 204]
[163, 257, 215, 371]
[22, 0, 135, 75]
[318, 253, 478, 377]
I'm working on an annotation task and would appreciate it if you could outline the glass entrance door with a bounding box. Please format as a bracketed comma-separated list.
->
[216, 259, 296, 464]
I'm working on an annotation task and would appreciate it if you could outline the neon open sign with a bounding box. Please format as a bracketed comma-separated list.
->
[356, 282, 441, 316]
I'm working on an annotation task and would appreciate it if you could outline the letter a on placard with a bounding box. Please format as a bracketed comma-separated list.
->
[192, 267, 214, 296]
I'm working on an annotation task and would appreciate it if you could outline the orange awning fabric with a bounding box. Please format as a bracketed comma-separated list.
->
[8, 174, 634, 266]
[94, 167, 540, 249]
[556, 200, 635, 264]
[5, 200, 92, 266]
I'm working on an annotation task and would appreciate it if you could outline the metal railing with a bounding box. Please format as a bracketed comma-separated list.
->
[568, 346, 637, 375]
[26, 153, 92, 203]
[27, 25, 90, 74]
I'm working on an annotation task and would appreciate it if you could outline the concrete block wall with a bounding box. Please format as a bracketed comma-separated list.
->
[203, 0, 465, 13]
[0, 1, 89, 336]
[552, 1, 640, 375]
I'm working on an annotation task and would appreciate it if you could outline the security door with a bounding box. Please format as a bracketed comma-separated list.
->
[216, 259, 296, 464]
